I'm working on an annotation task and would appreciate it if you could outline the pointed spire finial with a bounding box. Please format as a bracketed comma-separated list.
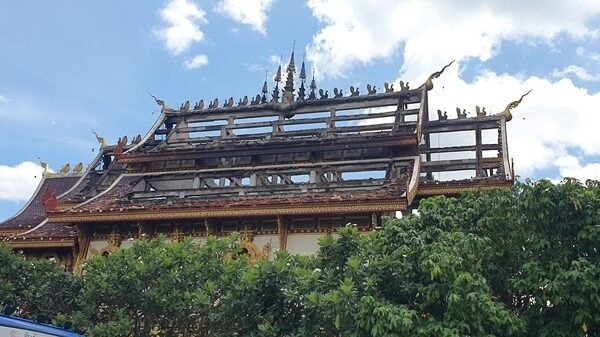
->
[308, 68, 317, 100]
[283, 44, 296, 104]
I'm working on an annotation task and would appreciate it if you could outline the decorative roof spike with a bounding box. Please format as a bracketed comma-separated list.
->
[308, 69, 317, 100]
[271, 65, 282, 103]
[500, 89, 532, 122]
[421, 60, 454, 91]
[282, 50, 296, 104]
[274, 64, 282, 83]
[300, 60, 306, 81]
[297, 73, 306, 101]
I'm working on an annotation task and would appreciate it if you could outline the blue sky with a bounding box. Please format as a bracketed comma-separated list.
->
[1, 0, 599, 221]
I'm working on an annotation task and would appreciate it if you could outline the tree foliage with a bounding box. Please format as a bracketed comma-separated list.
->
[0, 245, 81, 322]
[1, 178, 599, 336]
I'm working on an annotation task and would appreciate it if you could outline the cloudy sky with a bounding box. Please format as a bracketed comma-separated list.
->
[1, 0, 599, 221]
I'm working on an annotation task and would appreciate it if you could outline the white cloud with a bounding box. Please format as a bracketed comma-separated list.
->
[0, 94, 10, 103]
[555, 155, 600, 181]
[154, 0, 208, 55]
[216, 0, 274, 34]
[0, 162, 43, 202]
[576, 47, 600, 62]
[183, 54, 209, 69]
[306, 0, 600, 79]
[552, 65, 600, 81]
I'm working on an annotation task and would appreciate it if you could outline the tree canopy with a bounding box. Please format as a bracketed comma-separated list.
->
[1, 178, 599, 336]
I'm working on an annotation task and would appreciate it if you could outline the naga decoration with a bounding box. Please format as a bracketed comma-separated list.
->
[59, 163, 70, 175]
[456, 107, 468, 119]
[475, 106, 487, 117]
[349, 86, 359, 96]
[437, 109, 448, 120]
[399, 81, 410, 91]
[92, 130, 108, 149]
[36, 155, 52, 177]
[319, 89, 329, 99]
[149, 93, 169, 113]
[251, 94, 261, 105]
[180, 100, 190, 112]
[73, 162, 84, 174]
[384, 82, 394, 93]
[421, 60, 454, 91]
[366, 84, 377, 95]
[500, 90, 532, 122]
[208, 98, 219, 109]
[333, 88, 343, 98]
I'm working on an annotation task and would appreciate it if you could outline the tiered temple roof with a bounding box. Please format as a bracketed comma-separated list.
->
[1, 54, 524, 260]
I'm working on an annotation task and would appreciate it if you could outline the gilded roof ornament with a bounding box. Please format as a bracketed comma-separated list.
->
[36, 155, 53, 177]
[59, 163, 71, 176]
[421, 60, 454, 91]
[500, 90, 532, 122]
[73, 162, 84, 174]
[92, 130, 108, 149]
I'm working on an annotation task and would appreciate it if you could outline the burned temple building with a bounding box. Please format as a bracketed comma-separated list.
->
[0, 56, 523, 272]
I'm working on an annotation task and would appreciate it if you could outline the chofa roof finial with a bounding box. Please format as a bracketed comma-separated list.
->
[500, 90, 532, 122]
[421, 60, 454, 91]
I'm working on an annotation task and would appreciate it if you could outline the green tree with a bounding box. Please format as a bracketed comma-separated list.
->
[0, 244, 81, 322]
[74, 235, 247, 337]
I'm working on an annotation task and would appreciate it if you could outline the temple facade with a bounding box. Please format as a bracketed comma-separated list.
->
[0, 56, 521, 272]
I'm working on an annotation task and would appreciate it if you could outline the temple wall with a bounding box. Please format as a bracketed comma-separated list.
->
[286, 233, 324, 255]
